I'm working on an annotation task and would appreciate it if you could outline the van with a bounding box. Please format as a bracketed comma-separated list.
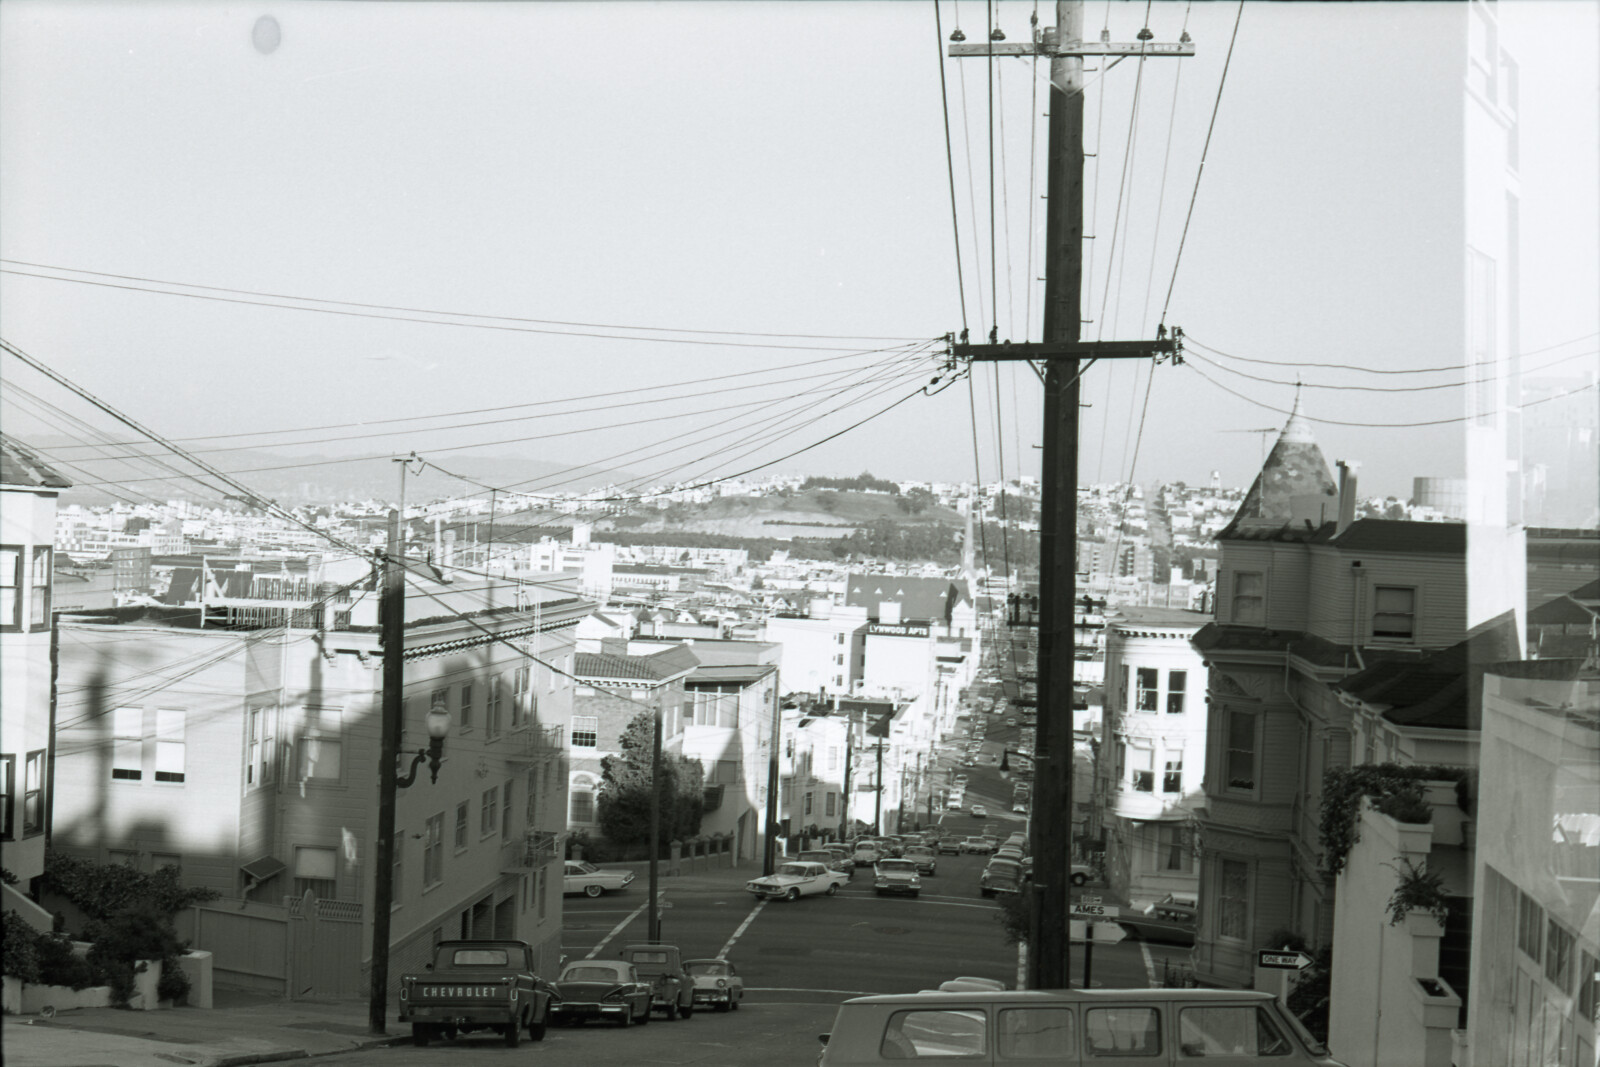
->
[817, 988, 1345, 1066]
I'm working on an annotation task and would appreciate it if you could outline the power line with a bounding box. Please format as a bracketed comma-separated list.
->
[0, 259, 923, 343]
[1188, 332, 1600, 376]
[1188, 345, 1598, 394]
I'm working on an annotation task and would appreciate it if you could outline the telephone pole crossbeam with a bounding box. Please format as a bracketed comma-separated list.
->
[954, 338, 1178, 362]
[949, 40, 1194, 59]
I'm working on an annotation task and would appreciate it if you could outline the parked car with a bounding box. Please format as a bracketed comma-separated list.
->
[564, 860, 635, 898]
[851, 840, 883, 865]
[1118, 895, 1199, 946]
[548, 960, 652, 1027]
[1003, 833, 1027, 852]
[872, 858, 923, 897]
[801, 849, 852, 877]
[953, 774, 970, 785]
[980, 858, 1026, 897]
[1011, 800, 1028, 813]
[619, 943, 695, 1020]
[399, 939, 556, 1047]
[1070, 862, 1095, 886]
[1006, 717, 1017, 727]
[959, 836, 994, 854]
[970, 804, 988, 818]
[823, 846, 857, 873]
[902, 845, 938, 875]
[994, 846, 1024, 864]
[746, 861, 849, 901]
[684, 958, 744, 1011]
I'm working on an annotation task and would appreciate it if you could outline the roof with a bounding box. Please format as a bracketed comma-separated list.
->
[1316, 519, 1466, 554]
[845, 574, 971, 623]
[1334, 614, 1523, 730]
[1219, 403, 1336, 538]
[0, 435, 71, 490]
[1110, 606, 1210, 630]
[574, 644, 701, 683]
[688, 663, 777, 685]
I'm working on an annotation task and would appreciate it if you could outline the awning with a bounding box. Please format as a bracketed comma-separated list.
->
[241, 855, 286, 883]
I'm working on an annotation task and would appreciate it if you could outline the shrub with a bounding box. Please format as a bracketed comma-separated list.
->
[85, 902, 191, 1008]
[2, 910, 43, 984]
[35, 932, 100, 991]
[1373, 781, 1432, 825]
[43, 851, 219, 921]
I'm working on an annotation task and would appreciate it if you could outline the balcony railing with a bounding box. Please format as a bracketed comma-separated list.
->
[502, 830, 561, 873]
[504, 724, 565, 765]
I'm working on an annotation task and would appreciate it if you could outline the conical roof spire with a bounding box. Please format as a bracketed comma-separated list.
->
[1222, 398, 1338, 535]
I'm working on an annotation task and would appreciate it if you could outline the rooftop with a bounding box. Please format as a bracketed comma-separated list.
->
[0, 435, 71, 490]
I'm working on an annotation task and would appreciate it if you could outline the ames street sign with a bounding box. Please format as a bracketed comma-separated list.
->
[1257, 950, 1314, 971]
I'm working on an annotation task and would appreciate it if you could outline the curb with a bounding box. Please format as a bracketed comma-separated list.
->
[212, 1035, 409, 1067]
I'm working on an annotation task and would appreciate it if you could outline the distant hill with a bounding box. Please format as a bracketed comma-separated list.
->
[601, 488, 964, 539]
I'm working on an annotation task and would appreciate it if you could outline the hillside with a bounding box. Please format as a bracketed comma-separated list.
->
[603, 489, 964, 539]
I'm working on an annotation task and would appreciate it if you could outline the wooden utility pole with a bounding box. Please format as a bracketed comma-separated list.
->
[648, 688, 664, 942]
[368, 508, 404, 1033]
[948, 4, 1190, 991]
[762, 687, 782, 874]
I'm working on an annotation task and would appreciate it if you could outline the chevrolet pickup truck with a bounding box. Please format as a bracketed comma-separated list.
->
[398, 939, 557, 1047]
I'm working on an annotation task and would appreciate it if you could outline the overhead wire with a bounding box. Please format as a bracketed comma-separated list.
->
[1187, 332, 1600, 375]
[934, 0, 973, 335]
[956, 37, 991, 330]
[1186, 345, 1598, 394]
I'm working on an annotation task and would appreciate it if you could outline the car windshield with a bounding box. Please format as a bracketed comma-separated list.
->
[906, 847, 933, 856]
[449, 948, 510, 967]
[989, 861, 1021, 873]
[572, 862, 598, 873]
[879, 861, 916, 873]
[685, 961, 729, 975]
[800, 852, 831, 861]
[778, 864, 811, 876]
[562, 964, 624, 981]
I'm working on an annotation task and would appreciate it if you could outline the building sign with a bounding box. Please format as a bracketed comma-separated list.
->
[867, 622, 931, 638]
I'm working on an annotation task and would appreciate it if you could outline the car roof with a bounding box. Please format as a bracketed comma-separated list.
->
[845, 988, 1279, 1006]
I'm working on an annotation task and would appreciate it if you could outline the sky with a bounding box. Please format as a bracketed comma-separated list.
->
[2, 0, 1596, 505]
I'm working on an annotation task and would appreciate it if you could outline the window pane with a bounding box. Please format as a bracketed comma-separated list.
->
[1179, 1006, 1291, 1057]
[295, 846, 337, 880]
[155, 741, 185, 780]
[1219, 860, 1249, 940]
[1085, 1007, 1161, 1056]
[882, 1009, 987, 1058]
[999, 1007, 1074, 1059]
[114, 706, 142, 738]
[302, 738, 341, 779]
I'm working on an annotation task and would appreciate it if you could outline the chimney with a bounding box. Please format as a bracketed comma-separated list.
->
[1336, 460, 1360, 535]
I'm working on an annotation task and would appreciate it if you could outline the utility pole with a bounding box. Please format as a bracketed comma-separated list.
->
[873, 740, 884, 835]
[648, 687, 664, 942]
[948, 5, 1190, 991]
[839, 711, 854, 841]
[368, 507, 404, 1034]
[762, 687, 782, 875]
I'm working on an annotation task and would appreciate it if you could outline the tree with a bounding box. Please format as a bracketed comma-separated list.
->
[596, 709, 705, 849]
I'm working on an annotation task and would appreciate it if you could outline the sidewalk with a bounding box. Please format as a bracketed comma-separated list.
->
[3, 988, 405, 1067]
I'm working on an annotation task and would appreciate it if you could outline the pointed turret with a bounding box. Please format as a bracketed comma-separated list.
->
[1221, 399, 1338, 537]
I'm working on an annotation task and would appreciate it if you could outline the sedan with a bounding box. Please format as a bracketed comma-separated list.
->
[548, 960, 652, 1027]
[980, 858, 1026, 897]
[994, 846, 1025, 864]
[746, 861, 849, 901]
[563, 861, 635, 898]
[970, 804, 988, 818]
[851, 841, 883, 866]
[800, 849, 852, 878]
[937, 836, 964, 855]
[1117, 896, 1198, 946]
[873, 858, 923, 897]
[684, 958, 744, 1011]
[959, 836, 994, 854]
[902, 845, 938, 876]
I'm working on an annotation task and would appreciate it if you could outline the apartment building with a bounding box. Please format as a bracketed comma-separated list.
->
[1191, 409, 1470, 988]
[51, 573, 590, 991]
[0, 438, 68, 929]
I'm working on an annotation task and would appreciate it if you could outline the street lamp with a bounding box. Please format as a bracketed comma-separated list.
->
[397, 700, 451, 788]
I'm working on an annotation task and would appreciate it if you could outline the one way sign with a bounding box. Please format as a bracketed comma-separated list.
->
[1256, 950, 1314, 971]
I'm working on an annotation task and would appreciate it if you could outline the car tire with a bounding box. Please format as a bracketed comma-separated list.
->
[504, 1020, 522, 1048]
[681, 997, 694, 1019]
[618, 1006, 632, 1028]
[911, 890, 920, 898]
[716, 999, 731, 1013]
[411, 1024, 432, 1047]
[875, 888, 884, 896]
[826, 883, 839, 896]
[1071, 872, 1087, 886]
[585, 884, 604, 898]
[665, 999, 679, 1021]
[732, 994, 741, 1011]
[785, 888, 800, 902]
[636, 1002, 650, 1025]
[529, 1016, 548, 1042]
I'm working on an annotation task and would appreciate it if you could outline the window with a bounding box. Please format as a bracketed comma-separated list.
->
[0, 754, 13, 840]
[1225, 711, 1257, 791]
[1136, 668, 1159, 712]
[1178, 1006, 1290, 1058]
[1578, 950, 1597, 1026]
[247, 706, 275, 786]
[28, 546, 51, 627]
[1131, 748, 1154, 793]
[0, 546, 19, 629]
[486, 675, 502, 738]
[1120, 665, 1130, 712]
[1164, 756, 1184, 794]
[22, 751, 44, 835]
[570, 779, 595, 823]
[300, 708, 343, 781]
[825, 791, 836, 818]
[1231, 572, 1265, 626]
[537, 867, 547, 920]
[113, 706, 143, 780]
[293, 846, 338, 900]
[1218, 859, 1249, 941]
[108, 849, 140, 868]
[481, 786, 499, 836]
[828, 746, 840, 772]
[151, 853, 181, 877]
[1372, 586, 1416, 639]
[453, 801, 469, 850]
[881, 1009, 986, 1058]
[1167, 671, 1187, 714]
[459, 682, 474, 730]
[1157, 825, 1190, 872]
[1545, 920, 1575, 993]
[999, 1007, 1075, 1059]
[804, 792, 813, 816]
[502, 781, 514, 839]
[512, 666, 531, 728]
[423, 813, 444, 889]
[1516, 890, 1544, 961]
[571, 716, 598, 748]
[155, 709, 185, 783]
[1085, 1006, 1161, 1057]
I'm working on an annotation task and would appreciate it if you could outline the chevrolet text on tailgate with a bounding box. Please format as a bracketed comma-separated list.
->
[398, 938, 556, 1048]
[817, 988, 1348, 1066]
